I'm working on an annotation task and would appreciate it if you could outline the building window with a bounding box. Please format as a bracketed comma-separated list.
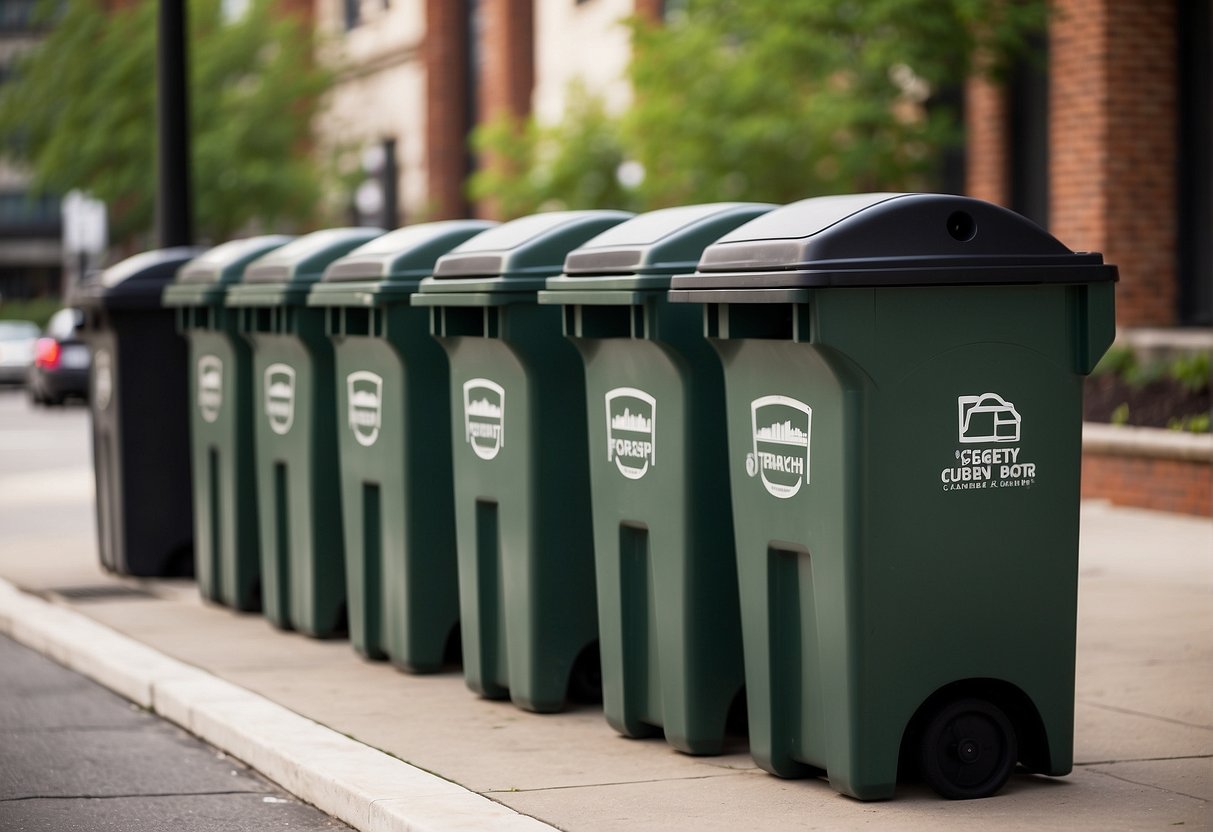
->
[344, 0, 360, 30]
[1178, 0, 1212, 325]
[0, 0, 39, 32]
[1008, 34, 1049, 229]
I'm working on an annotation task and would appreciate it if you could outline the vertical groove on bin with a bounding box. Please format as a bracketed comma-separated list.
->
[362, 482, 382, 654]
[475, 500, 506, 690]
[619, 523, 651, 729]
[769, 546, 804, 765]
[209, 447, 222, 598]
[273, 462, 292, 625]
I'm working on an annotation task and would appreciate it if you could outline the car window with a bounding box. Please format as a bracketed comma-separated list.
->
[0, 320, 40, 341]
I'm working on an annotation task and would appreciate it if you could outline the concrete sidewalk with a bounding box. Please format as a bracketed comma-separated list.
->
[0, 390, 1209, 830]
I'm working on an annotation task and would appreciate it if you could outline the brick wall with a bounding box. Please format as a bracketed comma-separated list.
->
[968, 0, 1180, 327]
[424, 0, 471, 219]
[1082, 453, 1212, 516]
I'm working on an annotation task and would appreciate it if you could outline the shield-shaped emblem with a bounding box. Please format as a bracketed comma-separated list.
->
[746, 394, 812, 499]
[93, 348, 113, 412]
[463, 378, 504, 460]
[605, 387, 656, 480]
[264, 363, 296, 436]
[957, 392, 1021, 444]
[347, 371, 383, 447]
[197, 355, 223, 424]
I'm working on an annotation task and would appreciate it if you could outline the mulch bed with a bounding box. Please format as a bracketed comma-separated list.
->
[1084, 375, 1211, 429]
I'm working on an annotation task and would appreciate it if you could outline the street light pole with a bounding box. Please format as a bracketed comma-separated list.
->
[156, 0, 192, 248]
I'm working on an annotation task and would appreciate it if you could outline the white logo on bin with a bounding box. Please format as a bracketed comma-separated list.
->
[464, 378, 504, 460]
[197, 355, 223, 423]
[746, 395, 812, 499]
[264, 363, 296, 436]
[942, 392, 1038, 492]
[605, 387, 656, 480]
[347, 371, 382, 447]
[958, 393, 1021, 443]
[93, 348, 113, 412]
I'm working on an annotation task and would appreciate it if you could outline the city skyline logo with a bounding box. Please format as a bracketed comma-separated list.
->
[464, 378, 504, 460]
[746, 395, 812, 499]
[347, 370, 383, 447]
[197, 355, 223, 424]
[93, 348, 113, 412]
[264, 363, 296, 436]
[958, 392, 1021, 444]
[605, 387, 656, 480]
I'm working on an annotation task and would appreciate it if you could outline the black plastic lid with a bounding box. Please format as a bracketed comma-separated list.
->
[561, 203, 775, 276]
[430, 210, 633, 280]
[322, 220, 498, 283]
[670, 193, 1118, 291]
[175, 236, 295, 285]
[72, 247, 208, 310]
[243, 227, 385, 285]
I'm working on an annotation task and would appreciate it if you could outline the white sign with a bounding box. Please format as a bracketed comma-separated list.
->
[347, 371, 383, 447]
[463, 378, 504, 460]
[745, 395, 812, 499]
[942, 392, 1038, 492]
[264, 364, 296, 435]
[197, 355, 223, 423]
[605, 387, 656, 480]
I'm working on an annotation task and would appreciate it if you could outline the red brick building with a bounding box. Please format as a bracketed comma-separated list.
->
[966, 0, 1211, 328]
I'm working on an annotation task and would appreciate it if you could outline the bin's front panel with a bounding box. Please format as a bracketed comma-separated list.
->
[846, 285, 1083, 785]
[85, 310, 194, 578]
[440, 303, 598, 714]
[332, 314, 458, 671]
[186, 328, 261, 611]
[249, 327, 345, 637]
[717, 284, 1089, 799]
[714, 334, 856, 783]
[579, 331, 743, 755]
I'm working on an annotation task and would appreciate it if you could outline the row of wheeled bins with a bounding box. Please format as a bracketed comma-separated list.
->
[68, 193, 1118, 800]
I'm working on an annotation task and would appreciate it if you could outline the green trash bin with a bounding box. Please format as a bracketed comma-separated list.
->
[307, 220, 496, 669]
[669, 193, 1117, 800]
[71, 247, 206, 577]
[413, 210, 632, 712]
[163, 236, 294, 611]
[539, 203, 774, 754]
[226, 227, 384, 637]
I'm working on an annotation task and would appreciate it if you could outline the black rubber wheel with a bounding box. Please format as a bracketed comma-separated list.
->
[919, 697, 1017, 800]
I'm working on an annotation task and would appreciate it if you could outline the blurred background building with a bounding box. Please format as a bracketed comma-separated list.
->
[0, 0, 61, 303]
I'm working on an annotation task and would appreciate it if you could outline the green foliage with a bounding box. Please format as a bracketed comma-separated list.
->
[1110, 403, 1130, 426]
[622, 0, 1048, 207]
[1091, 345, 1136, 377]
[1167, 413, 1211, 434]
[0, 298, 60, 329]
[472, 0, 1047, 216]
[0, 0, 333, 244]
[1168, 352, 1211, 394]
[468, 85, 642, 220]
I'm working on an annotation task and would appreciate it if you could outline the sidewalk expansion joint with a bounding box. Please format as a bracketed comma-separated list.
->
[1076, 754, 1213, 767]
[481, 771, 748, 794]
[1084, 767, 1209, 804]
[1077, 699, 1213, 732]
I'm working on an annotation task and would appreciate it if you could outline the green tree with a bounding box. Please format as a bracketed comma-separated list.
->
[0, 0, 334, 244]
[472, 0, 1046, 215]
[468, 83, 642, 220]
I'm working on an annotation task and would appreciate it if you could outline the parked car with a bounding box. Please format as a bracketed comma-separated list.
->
[0, 319, 40, 385]
[27, 308, 90, 405]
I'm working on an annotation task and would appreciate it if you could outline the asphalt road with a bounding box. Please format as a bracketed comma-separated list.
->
[0, 633, 351, 832]
[0, 388, 350, 832]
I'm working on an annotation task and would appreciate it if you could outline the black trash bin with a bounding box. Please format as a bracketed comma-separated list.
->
[71, 247, 207, 576]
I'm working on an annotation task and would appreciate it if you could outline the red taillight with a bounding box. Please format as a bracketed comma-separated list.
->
[34, 337, 61, 369]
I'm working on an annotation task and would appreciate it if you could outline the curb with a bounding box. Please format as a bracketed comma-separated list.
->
[1082, 421, 1213, 462]
[0, 578, 555, 832]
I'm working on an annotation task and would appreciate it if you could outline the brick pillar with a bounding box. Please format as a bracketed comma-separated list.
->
[424, 0, 471, 220]
[1051, 0, 1178, 327]
[633, 0, 665, 21]
[475, 0, 534, 219]
[965, 75, 1010, 206]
